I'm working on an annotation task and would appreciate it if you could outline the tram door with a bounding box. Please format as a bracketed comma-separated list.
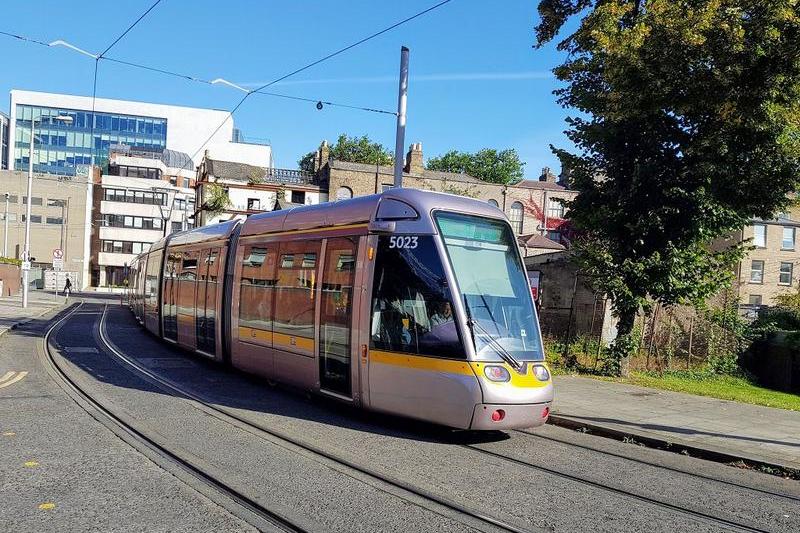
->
[195, 248, 220, 355]
[163, 252, 180, 341]
[318, 237, 358, 397]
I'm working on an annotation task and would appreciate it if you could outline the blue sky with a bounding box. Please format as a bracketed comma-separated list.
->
[1, 0, 577, 177]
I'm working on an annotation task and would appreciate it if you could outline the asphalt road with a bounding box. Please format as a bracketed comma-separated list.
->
[3, 296, 799, 532]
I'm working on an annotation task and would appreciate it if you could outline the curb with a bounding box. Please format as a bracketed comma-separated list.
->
[0, 300, 67, 338]
[547, 413, 800, 475]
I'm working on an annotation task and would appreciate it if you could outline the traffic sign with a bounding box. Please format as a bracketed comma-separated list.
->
[53, 248, 64, 260]
[21, 261, 31, 271]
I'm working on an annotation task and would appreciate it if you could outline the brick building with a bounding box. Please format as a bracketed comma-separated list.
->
[314, 140, 577, 251]
[737, 205, 800, 310]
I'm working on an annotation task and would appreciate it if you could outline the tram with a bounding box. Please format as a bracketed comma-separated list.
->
[128, 188, 553, 430]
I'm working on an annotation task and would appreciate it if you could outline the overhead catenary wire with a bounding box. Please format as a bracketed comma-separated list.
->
[177, 0, 454, 171]
[0, 30, 398, 116]
[97, 0, 164, 59]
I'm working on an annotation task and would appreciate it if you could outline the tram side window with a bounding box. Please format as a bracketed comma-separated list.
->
[370, 235, 464, 359]
[239, 245, 277, 332]
[272, 240, 321, 342]
[145, 252, 159, 309]
[177, 251, 197, 315]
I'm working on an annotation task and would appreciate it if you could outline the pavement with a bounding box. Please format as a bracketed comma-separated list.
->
[551, 374, 800, 471]
[0, 290, 66, 337]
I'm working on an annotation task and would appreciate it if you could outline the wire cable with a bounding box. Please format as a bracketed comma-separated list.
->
[98, 0, 164, 58]
[0, 29, 50, 47]
[179, 0, 454, 171]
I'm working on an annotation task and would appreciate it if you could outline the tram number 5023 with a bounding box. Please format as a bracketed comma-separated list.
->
[388, 236, 419, 249]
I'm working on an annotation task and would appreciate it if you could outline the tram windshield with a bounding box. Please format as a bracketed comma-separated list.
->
[436, 212, 544, 362]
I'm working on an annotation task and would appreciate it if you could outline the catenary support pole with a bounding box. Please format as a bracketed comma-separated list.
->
[393, 46, 409, 188]
[3, 193, 9, 257]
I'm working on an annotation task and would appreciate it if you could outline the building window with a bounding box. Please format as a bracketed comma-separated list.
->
[21, 214, 42, 223]
[750, 260, 764, 284]
[546, 198, 565, 219]
[47, 198, 67, 207]
[381, 184, 394, 192]
[546, 230, 561, 243]
[509, 202, 524, 234]
[752, 224, 766, 248]
[22, 196, 42, 206]
[4, 195, 18, 204]
[488, 199, 499, 208]
[780, 262, 793, 285]
[46, 216, 63, 225]
[748, 294, 762, 306]
[0, 213, 17, 222]
[171, 221, 183, 233]
[782, 226, 795, 250]
[247, 198, 261, 211]
[291, 191, 305, 204]
[335, 186, 353, 201]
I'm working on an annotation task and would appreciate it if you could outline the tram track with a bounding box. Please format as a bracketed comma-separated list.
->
[41, 302, 308, 533]
[89, 304, 539, 533]
[513, 428, 800, 503]
[461, 442, 778, 533]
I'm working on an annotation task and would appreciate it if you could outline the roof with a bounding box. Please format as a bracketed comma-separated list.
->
[515, 179, 567, 191]
[205, 159, 265, 182]
[518, 233, 566, 251]
[329, 160, 487, 185]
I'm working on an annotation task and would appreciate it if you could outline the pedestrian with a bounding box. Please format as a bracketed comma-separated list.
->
[63, 276, 72, 298]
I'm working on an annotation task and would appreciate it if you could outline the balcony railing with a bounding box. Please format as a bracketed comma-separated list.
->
[262, 168, 317, 186]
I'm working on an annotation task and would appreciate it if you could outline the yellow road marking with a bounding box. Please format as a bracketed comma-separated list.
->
[38, 503, 55, 510]
[0, 371, 28, 389]
[0, 371, 14, 382]
[24, 461, 39, 467]
[2, 431, 16, 436]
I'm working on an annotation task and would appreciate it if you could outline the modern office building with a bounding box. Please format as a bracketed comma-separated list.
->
[8, 90, 272, 176]
[0, 112, 8, 170]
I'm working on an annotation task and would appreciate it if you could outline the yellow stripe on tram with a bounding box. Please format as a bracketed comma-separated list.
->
[369, 350, 475, 376]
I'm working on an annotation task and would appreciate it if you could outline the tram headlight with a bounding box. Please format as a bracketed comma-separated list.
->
[484, 365, 510, 382]
[533, 364, 550, 382]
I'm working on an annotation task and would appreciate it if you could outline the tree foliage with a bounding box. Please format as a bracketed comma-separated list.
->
[329, 134, 394, 166]
[426, 148, 525, 184]
[298, 152, 316, 172]
[535, 1, 800, 375]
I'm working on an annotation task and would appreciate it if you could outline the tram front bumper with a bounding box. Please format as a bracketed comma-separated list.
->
[469, 402, 551, 430]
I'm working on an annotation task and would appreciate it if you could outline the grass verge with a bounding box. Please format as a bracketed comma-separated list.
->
[557, 369, 800, 411]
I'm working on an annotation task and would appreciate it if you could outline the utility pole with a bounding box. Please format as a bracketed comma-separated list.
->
[3, 193, 9, 257]
[393, 46, 409, 188]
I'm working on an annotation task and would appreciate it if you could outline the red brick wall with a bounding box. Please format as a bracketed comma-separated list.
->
[0, 264, 21, 296]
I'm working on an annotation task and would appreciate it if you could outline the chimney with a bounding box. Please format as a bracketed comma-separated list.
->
[540, 166, 557, 183]
[315, 140, 330, 172]
[404, 142, 424, 175]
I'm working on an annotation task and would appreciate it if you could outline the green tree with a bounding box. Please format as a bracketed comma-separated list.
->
[535, 1, 800, 375]
[298, 152, 316, 172]
[330, 134, 394, 166]
[426, 148, 525, 184]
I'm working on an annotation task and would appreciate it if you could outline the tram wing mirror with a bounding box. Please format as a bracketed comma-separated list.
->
[368, 220, 396, 234]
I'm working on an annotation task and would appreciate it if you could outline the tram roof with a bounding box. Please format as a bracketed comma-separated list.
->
[166, 218, 240, 247]
[240, 187, 506, 237]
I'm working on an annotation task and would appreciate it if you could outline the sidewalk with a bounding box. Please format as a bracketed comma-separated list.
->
[551, 375, 800, 471]
[0, 290, 66, 337]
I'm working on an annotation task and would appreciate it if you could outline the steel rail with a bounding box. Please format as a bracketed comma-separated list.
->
[513, 429, 800, 503]
[97, 304, 539, 533]
[41, 302, 308, 533]
[462, 443, 773, 533]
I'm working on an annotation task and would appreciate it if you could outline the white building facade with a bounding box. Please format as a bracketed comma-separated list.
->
[8, 90, 272, 175]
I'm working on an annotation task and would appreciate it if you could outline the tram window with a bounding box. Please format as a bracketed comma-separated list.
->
[177, 250, 197, 315]
[239, 245, 277, 332]
[336, 254, 354, 272]
[273, 240, 321, 343]
[370, 235, 464, 359]
[302, 253, 317, 268]
[280, 254, 295, 268]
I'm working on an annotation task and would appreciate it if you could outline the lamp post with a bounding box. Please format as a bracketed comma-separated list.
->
[22, 113, 73, 308]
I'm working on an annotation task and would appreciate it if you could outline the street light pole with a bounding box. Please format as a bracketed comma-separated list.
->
[22, 114, 73, 308]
